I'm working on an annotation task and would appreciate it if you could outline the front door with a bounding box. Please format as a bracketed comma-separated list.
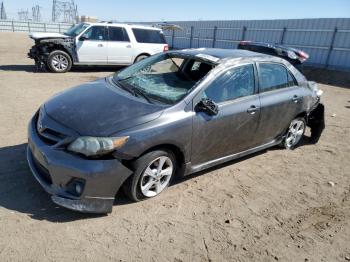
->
[191, 64, 261, 166]
[76, 25, 108, 63]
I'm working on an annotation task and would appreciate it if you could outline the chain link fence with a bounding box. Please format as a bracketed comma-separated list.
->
[1, 18, 349, 70]
[161, 18, 350, 70]
[0, 19, 72, 33]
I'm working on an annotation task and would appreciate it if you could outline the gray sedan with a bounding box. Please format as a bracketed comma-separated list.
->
[27, 48, 325, 213]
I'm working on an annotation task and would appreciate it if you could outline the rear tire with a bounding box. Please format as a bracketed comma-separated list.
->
[134, 54, 149, 63]
[123, 150, 176, 202]
[283, 117, 306, 149]
[47, 50, 72, 73]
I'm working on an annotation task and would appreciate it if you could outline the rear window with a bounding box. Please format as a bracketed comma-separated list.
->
[132, 28, 166, 44]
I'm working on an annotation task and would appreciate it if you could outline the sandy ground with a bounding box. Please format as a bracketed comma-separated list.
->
[0, 32, 349, 262]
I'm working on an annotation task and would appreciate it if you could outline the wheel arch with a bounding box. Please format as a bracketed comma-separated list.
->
[280, 111, 307, 139]
[121, 143, 186, 176]
[139, 143, 185, 168]
[134, 53, 150, 63]
[118, 143, 186, 198]
[47, 44, 74, 63]
[295, 111, 307, 120]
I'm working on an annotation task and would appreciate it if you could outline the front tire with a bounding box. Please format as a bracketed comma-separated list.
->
[123, 150, 176, 202]
[47, 50, 72, 73]
[283, 117, 306, 149]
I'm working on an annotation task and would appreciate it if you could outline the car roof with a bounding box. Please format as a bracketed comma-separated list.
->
[172, 48, 270, 63]
[85, 22, 162, 31]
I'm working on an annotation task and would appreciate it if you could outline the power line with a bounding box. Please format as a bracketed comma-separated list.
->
[52, 0, 78, 23]
[18, 9, 29, 21]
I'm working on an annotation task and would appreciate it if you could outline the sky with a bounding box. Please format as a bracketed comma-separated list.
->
[3, 0, 350, 22]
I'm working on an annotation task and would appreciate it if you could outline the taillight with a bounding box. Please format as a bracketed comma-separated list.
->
[239, 41, 251, 45]
[163, 44, 169, 52]
[298, 50, 309, 59]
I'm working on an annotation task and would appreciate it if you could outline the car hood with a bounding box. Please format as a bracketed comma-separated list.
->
[29, 32, 69, 40]
[44, 78, 165, 136]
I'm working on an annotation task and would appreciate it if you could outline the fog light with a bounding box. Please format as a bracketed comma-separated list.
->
[66, 179, 85, 197]
[75, 183, 83, 195]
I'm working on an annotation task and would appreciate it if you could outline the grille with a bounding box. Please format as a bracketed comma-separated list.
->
[36, 112, 67, 145]
[38, 127, 66, 145]
[32, 156, 52, 185]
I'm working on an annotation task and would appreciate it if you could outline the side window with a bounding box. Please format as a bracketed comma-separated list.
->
[184, 59, 213, 81]
[83, 26, 106, 41]
[132, 28, 167, 44]
[203, 64, 255, 103]
[258, 63, 296, 92]
[108, 27, 130, 42]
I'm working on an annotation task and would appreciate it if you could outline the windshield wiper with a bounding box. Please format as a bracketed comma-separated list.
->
[113, 78, 153, 104]
[113, 78, 135, 95]
[116, 72, 144, 82]
[133, 88, 154, 104]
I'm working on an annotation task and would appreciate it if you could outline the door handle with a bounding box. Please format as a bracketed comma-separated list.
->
[247, 105, 259, 114]
[292, 95, 299, 103]
[126, 44, 131, 48]
[97, 44, 103, 47]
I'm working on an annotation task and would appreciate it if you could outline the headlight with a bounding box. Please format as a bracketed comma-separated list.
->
[67, 136, 129, 157]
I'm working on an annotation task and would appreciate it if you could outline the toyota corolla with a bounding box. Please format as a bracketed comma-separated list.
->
[27, 48, 325, 213]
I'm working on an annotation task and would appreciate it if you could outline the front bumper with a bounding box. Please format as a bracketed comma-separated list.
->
[27, 116, 133, 213]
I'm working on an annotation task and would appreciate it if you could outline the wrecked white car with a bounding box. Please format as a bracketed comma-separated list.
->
[28, 22, 169, 73]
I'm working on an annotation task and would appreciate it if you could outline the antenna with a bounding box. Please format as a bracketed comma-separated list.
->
[0, 1, 7, 20]
[52, 0, 78, 23]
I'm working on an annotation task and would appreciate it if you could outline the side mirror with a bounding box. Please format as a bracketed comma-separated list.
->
[195, 98, 219, 116]
[79, 35, 89, 41]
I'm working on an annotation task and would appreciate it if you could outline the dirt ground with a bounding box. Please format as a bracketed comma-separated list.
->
[0, 32, 349, 262]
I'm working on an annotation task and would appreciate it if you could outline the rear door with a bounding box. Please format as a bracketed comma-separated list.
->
[107, 26, 134, 64]
[191, 64, 261, 165]
[76, 25, 108, 63]
[256, 62, 303, 144]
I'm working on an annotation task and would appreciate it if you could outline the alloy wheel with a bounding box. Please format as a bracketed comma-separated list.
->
[51, 54, 68, 71]
[285, 119, 305, 148]
[140, 156, 174, 197]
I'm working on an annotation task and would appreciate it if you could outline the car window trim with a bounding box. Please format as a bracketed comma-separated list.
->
[218, 93, 259, 108]
[107, 26, 130, 42]
[199, 62, 257, 106]
[256, 62, 298, 94]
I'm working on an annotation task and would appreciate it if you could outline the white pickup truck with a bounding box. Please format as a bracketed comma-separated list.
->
[28, 22, 169, 73]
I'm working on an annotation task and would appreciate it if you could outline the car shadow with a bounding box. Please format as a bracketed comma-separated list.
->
[0, 64, 36, 72]
[303, 66, 350, 89]
[171, 135, 317, 186]
[70, 65, 125, 73]
[0, 64, 125, 73]
[0, 136, 316, 222]
[0, 143, 105, 222]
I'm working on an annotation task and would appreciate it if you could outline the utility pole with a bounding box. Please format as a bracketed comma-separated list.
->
[32, 5, 41, 22]
[52, 0, 56, 22]
[18, 9, 29, 21]
[0, 1, 7, 20]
